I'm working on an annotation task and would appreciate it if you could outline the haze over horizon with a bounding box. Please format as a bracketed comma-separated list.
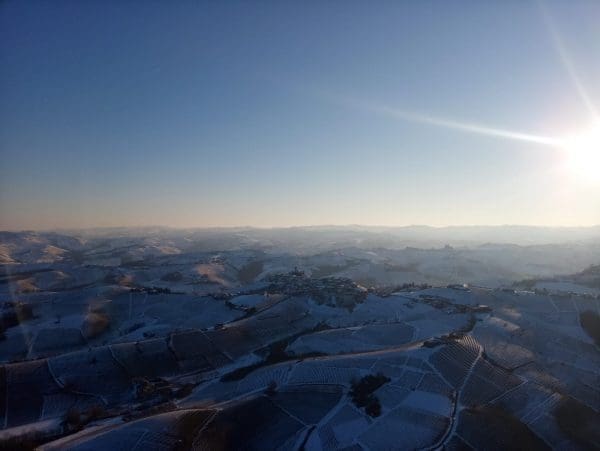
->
[1, 1, 599, 230]
[3, 223, 600, 234]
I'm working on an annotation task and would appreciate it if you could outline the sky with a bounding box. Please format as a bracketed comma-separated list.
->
[1, 0, 599, 230]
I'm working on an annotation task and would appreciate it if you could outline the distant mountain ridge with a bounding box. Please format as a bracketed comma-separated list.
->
[1, 227, 599, 289]
[3, 224, 600, 246]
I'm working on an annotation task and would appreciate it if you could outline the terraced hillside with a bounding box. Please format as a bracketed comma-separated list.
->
[0, 229, 599, 449]
[0, 283, 597, 449]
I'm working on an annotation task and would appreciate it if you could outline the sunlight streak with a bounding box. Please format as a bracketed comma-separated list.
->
[367, 104, 563, 148]
[312, 88, 563, 148]
[538, 0, 599, 118]
[331, 94, 563, 148]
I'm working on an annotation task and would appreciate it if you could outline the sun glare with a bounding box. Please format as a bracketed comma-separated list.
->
[562, 120, 600, 183]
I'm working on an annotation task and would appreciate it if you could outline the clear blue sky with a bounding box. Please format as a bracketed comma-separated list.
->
[1, 0, 599, 230]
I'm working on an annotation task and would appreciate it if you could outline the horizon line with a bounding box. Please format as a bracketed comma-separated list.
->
[2, 223, 600, 234]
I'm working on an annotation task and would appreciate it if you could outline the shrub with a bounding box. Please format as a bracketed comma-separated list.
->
[238, 260, 264, 284]
[65, 407, 82, 428]
[1, 302, 34, 330]
[87, 404, 107, 421]
[350, 373, 390, 407]
[265, 380, 278, 396]
[0, 434, 39, 451]
[81, 311, 109, 339]
[15, 302, 34, 321]
[350, 373, 390, 417]
[365, 398, 382, 417]
[579, 310, 600, 346]
[555, 396, 600, 448]
[64, 404, 107, 431]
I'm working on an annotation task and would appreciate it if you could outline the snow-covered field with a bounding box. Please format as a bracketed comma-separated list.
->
[0, 228, 599, 449]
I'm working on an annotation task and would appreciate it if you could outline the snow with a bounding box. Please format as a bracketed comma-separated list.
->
[535, 281, 600, 295]
[401, 390, 452, 416]
[229, 294, 267, 308]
